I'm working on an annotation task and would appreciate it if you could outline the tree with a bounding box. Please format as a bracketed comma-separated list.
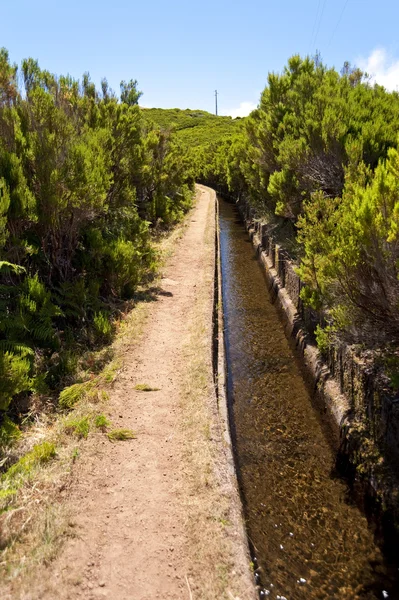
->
[297, 146, 399, 346]
[0, 51, 194, 435]
[120, 79, 142, 106]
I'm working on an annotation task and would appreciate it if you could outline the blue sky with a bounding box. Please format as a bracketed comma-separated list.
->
[2, 0, 399, 116]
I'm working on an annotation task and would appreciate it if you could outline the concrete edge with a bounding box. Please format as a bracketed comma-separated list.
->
[247, 223, 351, 444]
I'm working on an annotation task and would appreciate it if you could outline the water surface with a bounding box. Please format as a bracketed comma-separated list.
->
[219, 198, 398, 600]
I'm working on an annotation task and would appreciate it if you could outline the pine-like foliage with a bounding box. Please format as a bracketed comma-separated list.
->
[0, 49, 194, 434]
[189, 54, 399, 348]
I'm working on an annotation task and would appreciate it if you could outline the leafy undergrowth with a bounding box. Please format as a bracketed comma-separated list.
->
[0, 192, 196, 583]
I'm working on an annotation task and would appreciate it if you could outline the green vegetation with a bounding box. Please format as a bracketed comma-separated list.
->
[0, 48, 194, 446]
[0, 416, 21, 448]
[2, 442, 56, 488]
[194, 55, 399, 350]
[142, 107, 244, 195]
[107, 428, 136, 441]
[94, 414, 111, 431]
[59, 381, 95, 409]
[142, 108, 240, 146]
[2, 47, 398, 494]
[134, 383, 160, 391]
[63, 415, 91, 439]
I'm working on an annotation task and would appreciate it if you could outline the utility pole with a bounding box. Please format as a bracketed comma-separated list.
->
[215, 90, 218, 116]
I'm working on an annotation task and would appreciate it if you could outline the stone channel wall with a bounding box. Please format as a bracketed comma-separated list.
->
[237, 198, 399, 518]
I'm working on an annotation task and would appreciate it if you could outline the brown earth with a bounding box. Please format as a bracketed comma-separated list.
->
[4, 185, 255, 600]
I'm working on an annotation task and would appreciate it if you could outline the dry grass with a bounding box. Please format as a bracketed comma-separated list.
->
[0, 377, 115, 582]
[0, 440, 75, 581]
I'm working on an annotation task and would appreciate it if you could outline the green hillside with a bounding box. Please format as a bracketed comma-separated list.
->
[141, 107, 243, 147]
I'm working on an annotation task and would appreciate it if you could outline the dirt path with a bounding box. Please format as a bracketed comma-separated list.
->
[8, 186, 255, 600]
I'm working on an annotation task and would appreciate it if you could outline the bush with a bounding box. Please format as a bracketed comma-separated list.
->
[0, 50, 193, 436]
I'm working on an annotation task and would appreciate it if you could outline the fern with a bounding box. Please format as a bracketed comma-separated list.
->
[0, 351, 32, 411]
[93, 311, 113, 341]
[1, 275, 61, 349]
[0, 416, 21, 447]
[0, 261, 25, 276]
[52, 280, 94, 321]
[0, 340, 34, 356]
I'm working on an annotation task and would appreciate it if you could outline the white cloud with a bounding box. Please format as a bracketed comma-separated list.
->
[223, 101, 257, 118]
[358, 48, 399, 91]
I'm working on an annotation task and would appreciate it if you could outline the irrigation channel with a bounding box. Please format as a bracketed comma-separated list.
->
[218, 197, 399, 600]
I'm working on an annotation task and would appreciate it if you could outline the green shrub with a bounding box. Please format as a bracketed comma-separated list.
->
[58, 381, 94, 409]
[93, 311, 113, 342]
[0, 50, 202, 431]
[3, 442, 56, 485]
[0, 416, 21, 448]
[94, 414, 110, 431]
[0, 351, 32, 412]
[63, 416, 90, 439]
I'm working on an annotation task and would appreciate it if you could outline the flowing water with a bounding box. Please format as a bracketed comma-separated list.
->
[218, 198, 399, 600]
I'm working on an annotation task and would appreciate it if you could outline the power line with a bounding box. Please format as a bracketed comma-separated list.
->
[327, 0, 350, 49]
[308, 0, 322, 55]
[312, 0, 327, 53]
